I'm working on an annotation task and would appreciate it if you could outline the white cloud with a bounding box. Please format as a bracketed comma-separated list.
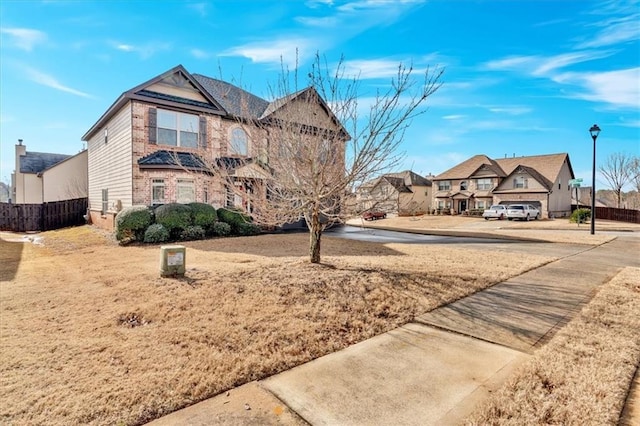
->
[221, 39, 314, 68]
[483, 55, 535, 71]
[0, 27, 47, 51]
[577, 10, 640, 48]
[190, 48, 211, 59]
[488, 106, 532, 116]
[553, 67, 640, 109]
[116, 43, 135, 52]
[532, 51, 615, 75]
[337, 0, 424, 13]
[443, 114, 465, 120]
[110, 41, 171, 59]
[22, 66, 92, 98]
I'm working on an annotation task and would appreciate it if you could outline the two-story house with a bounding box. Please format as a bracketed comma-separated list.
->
[356, 170, 432, 215]
[11, 139, 88, 204]
[432, 153, 574, 218]
[82, 65, 346, 229]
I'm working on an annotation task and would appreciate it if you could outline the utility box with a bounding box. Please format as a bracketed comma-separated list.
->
[160, 245, 186, 277]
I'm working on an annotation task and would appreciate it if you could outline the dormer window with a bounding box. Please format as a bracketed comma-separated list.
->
[514, 176, 528, 189]
[229, 127, 248, 156]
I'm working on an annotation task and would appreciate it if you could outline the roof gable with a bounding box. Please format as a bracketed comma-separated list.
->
[193, 74, 270, 120]
[496, 164, 554, 190]
[435, 155, 506, 180]
[495, 153, 572, 184]
[384, 170, 432, 187]
[82, 65, 225, 141]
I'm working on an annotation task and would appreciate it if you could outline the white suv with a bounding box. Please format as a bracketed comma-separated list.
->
[506, 204, 540, 221]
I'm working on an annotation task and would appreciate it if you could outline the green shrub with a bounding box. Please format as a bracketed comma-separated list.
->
[211, 221, 231, 237]
[570, 208, 591, 224]
[237, 222, 261, 236]
[217, 208, 251, 234]
[155, 203, 193, 239]
[180, 225, 205, 241]
[115, 206, 153, 243]
[188, 202, 218, 233]
[143, 223, 170, 244]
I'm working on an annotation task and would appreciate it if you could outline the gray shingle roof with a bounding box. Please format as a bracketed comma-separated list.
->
[138, 150, 208, 171]
[192, 74, 270, 119]
[20, 151, 72, 174]
[384, 170, 432, 187]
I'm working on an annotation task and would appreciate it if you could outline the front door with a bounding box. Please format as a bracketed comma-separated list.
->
[459, 200, 467, 212]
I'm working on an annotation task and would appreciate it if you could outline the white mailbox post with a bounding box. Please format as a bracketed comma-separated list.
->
[160, 245, 186, 277]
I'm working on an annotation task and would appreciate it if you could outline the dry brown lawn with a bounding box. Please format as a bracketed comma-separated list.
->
[0, 225, 554, 425]
[467, 267, 640, 426]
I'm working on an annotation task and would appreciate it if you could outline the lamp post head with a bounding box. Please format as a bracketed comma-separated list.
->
[589, 124, 601, 140]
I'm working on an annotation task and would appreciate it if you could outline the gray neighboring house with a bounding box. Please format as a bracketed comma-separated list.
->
[11, 140, 88, 204]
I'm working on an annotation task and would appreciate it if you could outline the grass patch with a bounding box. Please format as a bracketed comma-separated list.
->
[466, 267, 640, 425]
[0, 226, 554, 425]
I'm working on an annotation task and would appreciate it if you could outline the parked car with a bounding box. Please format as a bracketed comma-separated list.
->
[362, 211, 387, 221]
[506, 204, 540, 221]
[482, 204, 507, 220]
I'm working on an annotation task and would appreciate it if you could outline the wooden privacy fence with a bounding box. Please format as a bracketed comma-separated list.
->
[595, 206, 640, 224]
[0, 198, 88, 232]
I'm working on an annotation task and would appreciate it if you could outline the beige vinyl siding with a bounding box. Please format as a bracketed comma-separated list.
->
[549, 161, 574, 215]
[88, 102, 133, 213]
[42, 150, 88, 202]
[15, 174, 43, 204]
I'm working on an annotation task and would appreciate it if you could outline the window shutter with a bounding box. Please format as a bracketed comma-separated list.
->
[199, 116, 207, 149]
[148, 108, 157, 144]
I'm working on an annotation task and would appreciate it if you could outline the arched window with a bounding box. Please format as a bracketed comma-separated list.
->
[230, 127, 248, 156]
[460, 181, 468, 190]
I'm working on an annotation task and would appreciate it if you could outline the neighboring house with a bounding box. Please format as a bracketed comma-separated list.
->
[10, 140, 88, 204]
[572, 186, 608, 208]
[357, 170, 432, 215]
[82, 64, 346, 230]
[432, 153, 575, 218]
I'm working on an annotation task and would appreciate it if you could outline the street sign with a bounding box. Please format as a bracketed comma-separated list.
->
[568, 178, 583, 185]
[572, 183, 581, 188]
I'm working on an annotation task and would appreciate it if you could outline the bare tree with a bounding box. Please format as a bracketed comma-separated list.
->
[598, 152, 634, 208]
[216, 54, 443, 263]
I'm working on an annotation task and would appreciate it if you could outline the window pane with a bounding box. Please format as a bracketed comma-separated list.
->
[179, 113, 199, 133]
[180, 131, 198, 148]
[158, 110, 177, 129]
[230, 128, 248, 155]
[177, 180, 195, 203]
[158, 128, 177, 146]
[152, 179, 165, 204]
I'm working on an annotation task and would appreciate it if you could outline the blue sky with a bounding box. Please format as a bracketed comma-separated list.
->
[1, 0, 638, 189]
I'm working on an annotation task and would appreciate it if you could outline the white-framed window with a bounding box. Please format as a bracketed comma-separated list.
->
[229, 127, 248, 156]
[152, 179, 165, 205]
[101, 189, 108, 215]
[177, 179, 195, 203]
[514, 177, 527, 189]
[476, 178, 492, 190]
[157, 109, 199, 148]
[438, 180, 451, 191]
[476, 200, 486, 209]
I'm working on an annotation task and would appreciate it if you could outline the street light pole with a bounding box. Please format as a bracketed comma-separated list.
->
[589, 124, 601, 235]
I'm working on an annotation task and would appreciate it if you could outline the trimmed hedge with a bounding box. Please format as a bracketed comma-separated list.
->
[217, 208, 251, 233]
[115, 206, 153, 243]
[155, 203, 193, 239]
[143, 223, 170, 243]
[188, 202, 218, 234]
[211, 221, 231, 237]
[180, 225, 206, 240]
[570, 208, 591, 224]
[237, 222, 261, 236]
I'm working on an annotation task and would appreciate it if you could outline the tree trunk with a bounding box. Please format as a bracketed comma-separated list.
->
[308, 210, 322, 264]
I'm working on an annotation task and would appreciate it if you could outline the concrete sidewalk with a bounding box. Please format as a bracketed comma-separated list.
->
[148, 236, 639, 425]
